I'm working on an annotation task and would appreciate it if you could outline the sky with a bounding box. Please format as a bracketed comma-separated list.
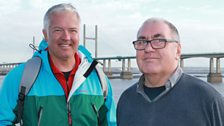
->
[0, 0, 224, 67]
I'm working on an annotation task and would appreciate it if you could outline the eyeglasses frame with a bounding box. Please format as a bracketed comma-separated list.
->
[132, 38, 179, 50]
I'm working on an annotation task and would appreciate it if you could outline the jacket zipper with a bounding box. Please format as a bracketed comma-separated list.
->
[67, 102, 72, 126]
[66, 81, 72, 126]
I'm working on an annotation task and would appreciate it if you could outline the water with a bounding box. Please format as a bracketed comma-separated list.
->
[110, 77, 224, 104]
[1, 75, 224, 104]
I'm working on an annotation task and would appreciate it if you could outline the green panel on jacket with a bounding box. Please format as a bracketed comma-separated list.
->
[21, 94, 108, 126]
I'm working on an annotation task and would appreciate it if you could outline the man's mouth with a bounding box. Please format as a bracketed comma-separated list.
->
[59, 43, 71, 47]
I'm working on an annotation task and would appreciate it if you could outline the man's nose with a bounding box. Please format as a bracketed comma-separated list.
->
[62, 30, 71, 40]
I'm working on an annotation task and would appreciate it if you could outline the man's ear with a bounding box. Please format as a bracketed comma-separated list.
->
[42, 29, 48, 42]
[175, 43, 182, 60]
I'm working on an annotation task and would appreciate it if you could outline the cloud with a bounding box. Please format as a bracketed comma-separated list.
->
[0, 0, 224, 66]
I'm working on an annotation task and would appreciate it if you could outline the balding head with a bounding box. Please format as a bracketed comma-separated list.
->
[137, 18, 180, 42]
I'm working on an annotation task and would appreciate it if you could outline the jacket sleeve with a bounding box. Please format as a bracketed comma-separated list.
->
[105, 78, 117, 126]
[0, 65, 24, 125]
[210, 95, 224, 126]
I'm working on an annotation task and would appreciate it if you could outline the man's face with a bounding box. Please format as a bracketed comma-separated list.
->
[136, 21, 181, 76]
[43, 11, 80, 61]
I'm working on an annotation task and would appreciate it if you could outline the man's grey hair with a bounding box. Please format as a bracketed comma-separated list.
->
[138, 17, 180, 41]
[43, 3, 80, 30]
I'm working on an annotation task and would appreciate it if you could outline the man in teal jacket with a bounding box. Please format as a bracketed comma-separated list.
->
[0, 3, 116, 126]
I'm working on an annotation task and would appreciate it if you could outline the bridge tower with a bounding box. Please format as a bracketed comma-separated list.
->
[83, 24, 98, 58]
[120, 58, 133, 79]
[207, 58, 222, 83]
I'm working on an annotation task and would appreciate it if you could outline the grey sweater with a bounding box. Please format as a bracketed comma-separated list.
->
[117, 73, 224, 126]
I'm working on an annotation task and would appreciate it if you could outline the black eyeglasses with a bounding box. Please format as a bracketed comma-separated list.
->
[132, 38, 178, 50]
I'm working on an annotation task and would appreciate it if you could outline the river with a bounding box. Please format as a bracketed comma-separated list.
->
[1, 75, 224, 104]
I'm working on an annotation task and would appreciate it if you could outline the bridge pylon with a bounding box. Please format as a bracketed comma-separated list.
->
[207, 58, 222, 83]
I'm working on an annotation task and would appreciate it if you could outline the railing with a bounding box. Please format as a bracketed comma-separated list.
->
[0, 62, 22, 75]
[1, 53, 224, 83]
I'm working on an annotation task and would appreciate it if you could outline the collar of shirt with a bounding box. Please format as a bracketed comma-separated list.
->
[49, 53, 81, 99]
[136, 66, 183, 102]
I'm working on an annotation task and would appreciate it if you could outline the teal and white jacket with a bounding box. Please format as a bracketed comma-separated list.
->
[0, 40, 117, 126]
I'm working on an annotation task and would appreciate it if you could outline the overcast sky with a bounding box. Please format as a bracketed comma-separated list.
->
[0, 0, 224, 67]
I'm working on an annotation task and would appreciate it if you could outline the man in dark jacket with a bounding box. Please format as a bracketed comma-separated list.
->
[117, 17, 224, 126]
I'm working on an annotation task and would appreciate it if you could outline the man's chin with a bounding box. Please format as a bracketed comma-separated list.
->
[60, 54, 74, 60]
[141, 68, 159, 74]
